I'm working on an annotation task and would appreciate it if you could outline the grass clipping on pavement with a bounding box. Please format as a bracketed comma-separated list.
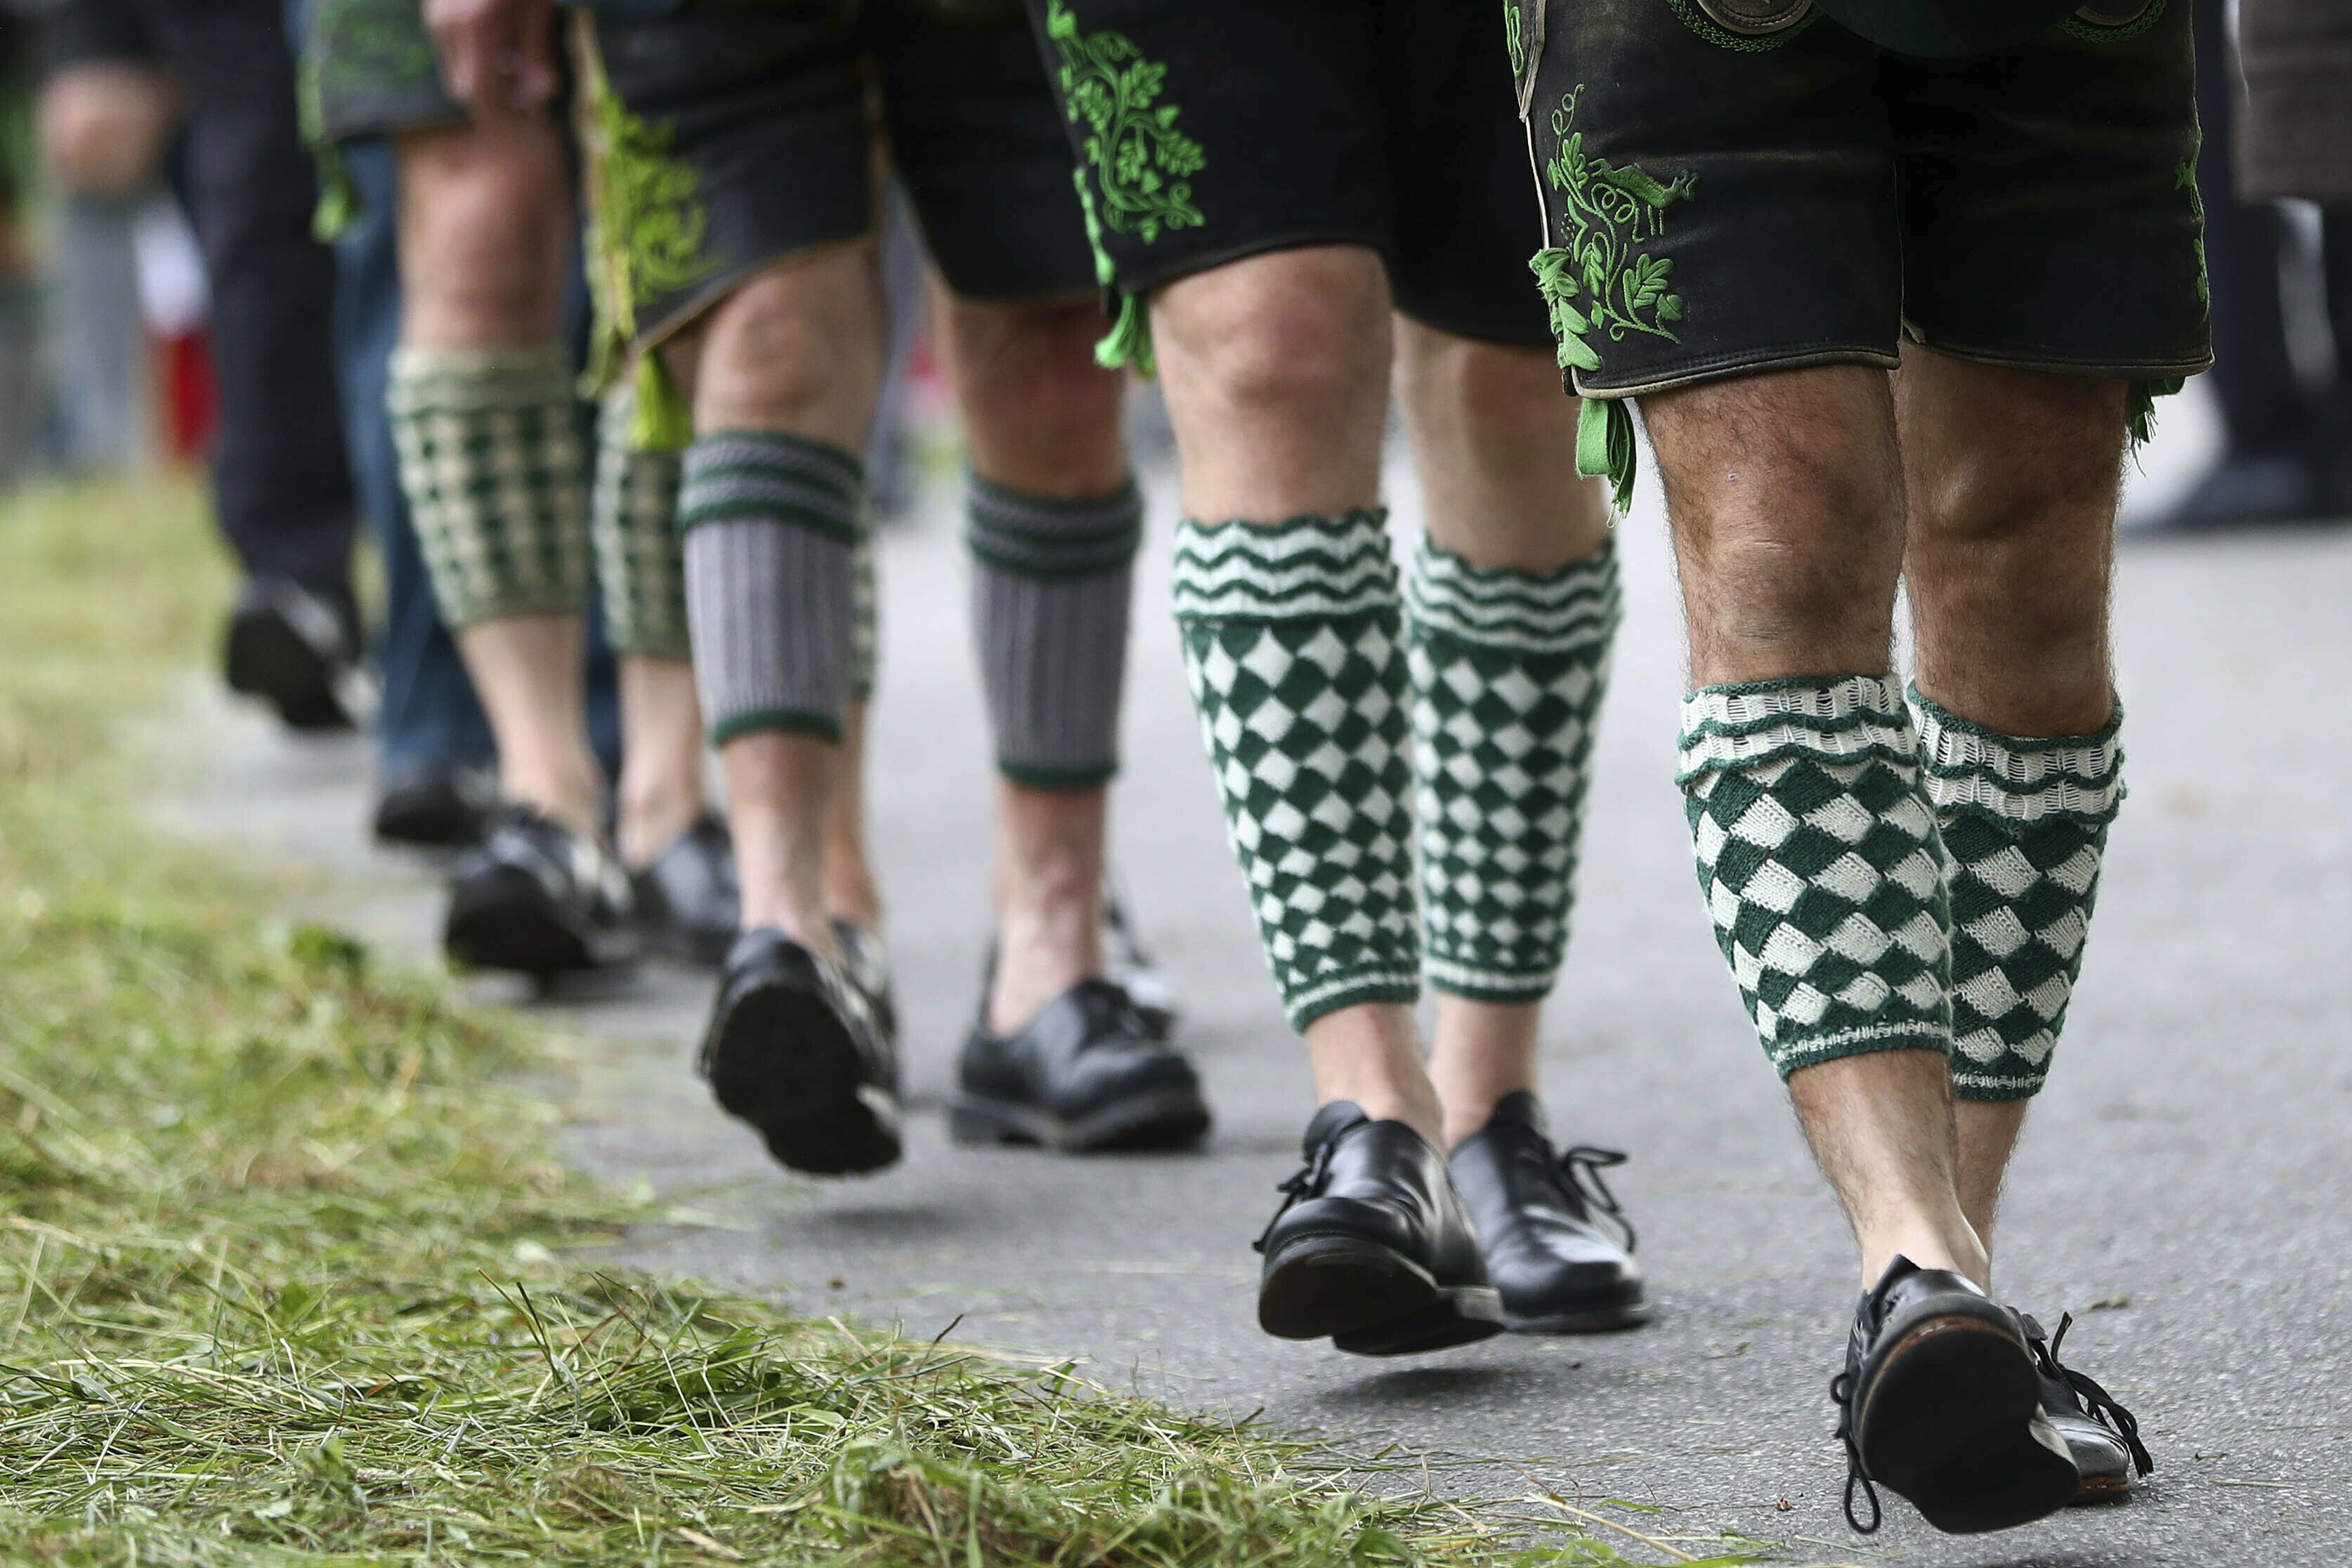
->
[0, 484, 1694, 1568]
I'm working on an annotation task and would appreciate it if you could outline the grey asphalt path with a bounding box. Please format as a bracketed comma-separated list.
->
[159, 389, 2352, 1567]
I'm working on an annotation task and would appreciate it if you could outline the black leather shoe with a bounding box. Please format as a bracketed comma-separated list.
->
[223, 576, 366, 731]
[1254, 1102, 1504, 1357]
[374, 763, 492, 848]
[1831, 1256, 2077, 1536]
[1101, 880, 1179, 1040]
[631, 814, 738, 966]
[951, 979, 1209, 1152]
[2020, 1312, 2154, 1503]
[1446, 1092, 1649, 1333]
[700, 927, 899, 1176]
[443, 805, 636, 974]
[832, 920, 897, 1049]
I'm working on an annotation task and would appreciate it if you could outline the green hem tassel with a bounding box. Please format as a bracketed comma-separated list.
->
[1577, 396, 1636, 511]
[2127, 377, 2185, 450]
[1092, 295, 1155, 377]
[630, 355, 695, 454]
[310, 144, 360, 242]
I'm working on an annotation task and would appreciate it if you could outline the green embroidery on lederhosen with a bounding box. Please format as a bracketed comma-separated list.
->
[2177, 136, 2209, 319]
[1505, 1, 1527, 78]
[1529, 86, 1696, 507]
[571, 13, 717, 451]
[1043, 0, 1206, 373]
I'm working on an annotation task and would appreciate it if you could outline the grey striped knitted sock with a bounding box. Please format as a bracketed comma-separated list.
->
[678, 430, 865, 746]
[386, 344, 589, 629]
[590, 381, 687, 658]
[966, 473, 1142, 788]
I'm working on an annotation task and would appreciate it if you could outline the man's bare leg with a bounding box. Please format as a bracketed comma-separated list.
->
[1394, 321, 1612, 1149]
[669, 247, 885, 959]
[393, 117, 599, 836]
[1646, 364, 1987, 1290]
[1154, 247, 1444, 1143]
[614, 654, 706, 868]
[936, 294, 1126, 1031]
[1895, 351, 2129, 1267]
[821, 700, 882, 933]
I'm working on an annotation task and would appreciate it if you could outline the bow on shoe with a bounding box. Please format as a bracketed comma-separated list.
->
[2027, 1312, 2156, 1477]
[1253, 1136, 1338, 1255]
[1557, 1144, 1637, 1251]
[1829, 1368, 1883, 1534]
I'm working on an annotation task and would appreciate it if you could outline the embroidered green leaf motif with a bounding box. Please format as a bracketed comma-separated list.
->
[1505, 2, 1527, 79]
[2176, 140, 2209, 318]
[1527, 86, 1697, 378]
[1045, 1, 1206, 248]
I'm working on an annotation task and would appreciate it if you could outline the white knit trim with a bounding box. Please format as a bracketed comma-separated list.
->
[1423, 955, 1557, 995]
[1914, 703, 2124, 822]
[1405, 540, 1621, 653]
[1282, 967, 1423, 1021]
[1677, 676, 1915, 781]
[1171, 516, 1397, 622]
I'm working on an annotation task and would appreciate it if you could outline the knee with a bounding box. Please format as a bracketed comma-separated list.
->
[397, 124, 568, 336]
[946, 298, 1124, 490]
[1402, 334, 1567, 445]
[1155, 250, 1390, 419]
[695, 266, 882, 435]
[1910, 374, 2126, 547]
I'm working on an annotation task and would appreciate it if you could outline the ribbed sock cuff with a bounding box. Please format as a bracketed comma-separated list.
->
[967, 476, 1142, 786]
[1409, 539, 1620, 1003]
[1171, 510, 1418, 1031]
[680, 431, 866, 747]
[590, 381, 688, 658]
[1680, 675, 1954, 1080]
[386, 344, 589, 629]
[1913, 687, 2123, 1101]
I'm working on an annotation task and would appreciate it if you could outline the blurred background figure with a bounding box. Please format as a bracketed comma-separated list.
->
[2145, 0, 2352, 529]
[34, 0, 369, 729]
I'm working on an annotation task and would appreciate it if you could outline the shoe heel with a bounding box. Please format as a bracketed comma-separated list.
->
[1863, 1317, 2078, 1535]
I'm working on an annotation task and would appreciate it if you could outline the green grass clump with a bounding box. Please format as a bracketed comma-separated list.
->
[0, 485, 1697, 1566]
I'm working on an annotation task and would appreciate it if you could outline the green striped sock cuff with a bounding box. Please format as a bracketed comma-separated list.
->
[386, 344, 575, 414]
[1170, 509, 1396, 622]
[677, 430, 864, 544]
[1678, 674, 1921, 785]
[1912, 686, 2124, 825]
[966, 473, 1142, 578]
[1405, 536, 1621, 653]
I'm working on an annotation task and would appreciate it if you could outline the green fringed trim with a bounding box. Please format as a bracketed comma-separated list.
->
[631, 354, 694, 454]
[1093, 294, 1156, 377]
[310, 144, 360, 242]
[2127, 377, 2185, 450]
[1576, 396, 1636, 511]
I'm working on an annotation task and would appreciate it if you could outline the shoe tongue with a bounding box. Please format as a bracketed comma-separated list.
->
[1302, 1099, 1371, 1155]
[1485, 1090, 1548, 1138]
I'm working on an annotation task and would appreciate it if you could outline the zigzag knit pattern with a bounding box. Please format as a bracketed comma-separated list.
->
[1408, 539, 1619, 1003]
[387, 345, 589, 630]
[1172, 511, 1419, 1030]
[1914, 688, 2123, 1101]
[1679, 676, 1953, 1079]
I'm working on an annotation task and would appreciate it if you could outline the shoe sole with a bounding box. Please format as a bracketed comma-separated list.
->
[226, 610, 350, 731]
[1258, 1234, 1505, 1356]
[445, 866, 634, 976]
[705, 974, 901, 1177]
[1858, 1315, 2079, 1535]
[948, 1088, 1210, 1154]
[1505, 1297, 1654, 1335]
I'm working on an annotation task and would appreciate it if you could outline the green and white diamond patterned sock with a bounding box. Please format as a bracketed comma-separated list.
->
[1172, 510, 1419, 1031]
[1408, 537, 1620, 1003]
[386, 344, 589, 629]
[590, 380, 687, 658]
[1679, 676, 1953, 1079]
[1913, 688, 2122, 1101]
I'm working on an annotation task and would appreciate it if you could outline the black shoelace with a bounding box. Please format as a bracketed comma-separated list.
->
[1252, 1135, 1338, 1255]
[2027, 1312, 2155, 1477]
[1554, 1144, 1638, 1252]
[1829, 1367, 1882, 1534]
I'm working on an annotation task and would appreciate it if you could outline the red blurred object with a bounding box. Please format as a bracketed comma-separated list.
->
[157, 326, 218, 464]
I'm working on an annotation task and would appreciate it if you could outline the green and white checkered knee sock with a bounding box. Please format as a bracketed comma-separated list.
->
[678, 430, 865, 746]
[967, 473, 1142, 788]
[386, 344, 589, 629]
[1914, 688, 2122, 1101]
[1172, 510, 1419, 1031]
[1679, 675, 1953, 1078]
[1408, 538, 1619, 1002]
[591, 381, 688, 658]
[851, 523, 878, 702]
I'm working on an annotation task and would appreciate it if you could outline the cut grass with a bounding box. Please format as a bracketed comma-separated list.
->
[0, 483, 1752, 1567]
